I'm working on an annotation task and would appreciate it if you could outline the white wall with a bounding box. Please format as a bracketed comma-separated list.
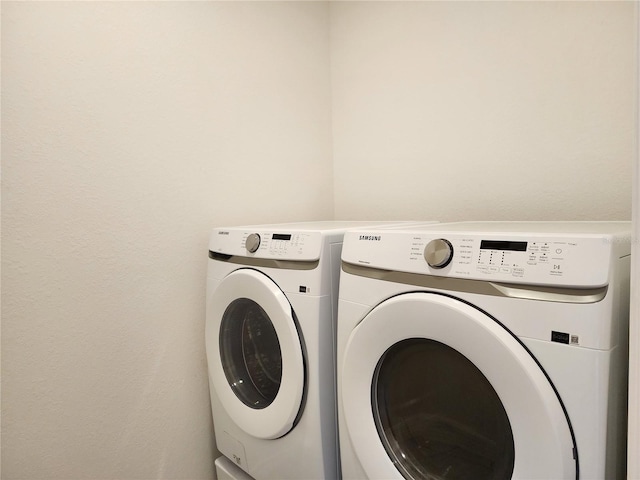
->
[3, 2, 637, 480]
[1, 2, 332, 479]
[330, 1, 635, 222]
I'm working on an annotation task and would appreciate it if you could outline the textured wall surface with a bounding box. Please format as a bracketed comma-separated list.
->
[1, 2, 332, 479]
[2, 1, 637, 480]
[331, 1, 635, 222]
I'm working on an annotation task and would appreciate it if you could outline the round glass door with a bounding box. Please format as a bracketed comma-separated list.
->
[373, 338, 514, 480]
[220, 298, 283, 409]
[206, 268, 305, 440]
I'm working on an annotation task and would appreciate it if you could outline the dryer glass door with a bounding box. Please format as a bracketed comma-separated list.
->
[373, 338, 514, 479]
[341, 292, 577, 480]
[206, 269, 305, 440]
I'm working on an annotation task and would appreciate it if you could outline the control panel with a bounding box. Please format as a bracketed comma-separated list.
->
[417, 236, 586, 282]
[209, 228, 322, 261]
[343, 230, 616, 288]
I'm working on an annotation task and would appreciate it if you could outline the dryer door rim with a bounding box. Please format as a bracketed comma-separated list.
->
[206, 268, 305, 440]
[341, 292, 577, 480]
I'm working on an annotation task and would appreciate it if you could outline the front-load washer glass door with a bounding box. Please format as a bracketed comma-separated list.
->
[341, 292, 577, 480]
[206, 268, 305, 440]
[219, 298, 283, 409]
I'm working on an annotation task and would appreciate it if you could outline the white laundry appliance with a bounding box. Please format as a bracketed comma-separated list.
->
[206, 221, 428, 480]
[337, 222, 631, 480]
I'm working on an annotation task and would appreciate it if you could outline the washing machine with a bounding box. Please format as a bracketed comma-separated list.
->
[206, 221, 428, 480]
[336, 222, 631, 480]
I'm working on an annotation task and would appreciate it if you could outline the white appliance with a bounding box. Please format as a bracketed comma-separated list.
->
[206, 221, 428, 480]
[337, 222, 631, 480]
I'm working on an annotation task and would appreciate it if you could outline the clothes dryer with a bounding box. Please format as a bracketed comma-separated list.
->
[206, 221, 429, 480]
[337, 222, 631, 480]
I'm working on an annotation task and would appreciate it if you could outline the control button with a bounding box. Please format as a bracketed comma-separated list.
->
[246, 233, 261, 253]
[500, 267, 511, 274]
[512, 268, 525, 277]
[556, 248, 563, 254]
[424, 239, 454, 269]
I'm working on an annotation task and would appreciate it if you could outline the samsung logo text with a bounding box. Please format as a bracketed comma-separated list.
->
[359, 235, 381, 241]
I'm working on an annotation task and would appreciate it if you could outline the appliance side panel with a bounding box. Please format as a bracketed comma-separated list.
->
[329, 241, 344, 325]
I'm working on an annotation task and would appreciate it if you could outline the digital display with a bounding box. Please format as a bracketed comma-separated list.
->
[480, 240, 528, 252]
[272, 234, 292, 241]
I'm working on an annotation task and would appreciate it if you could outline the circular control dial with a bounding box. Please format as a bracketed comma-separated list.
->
[424, 238, 454, 268]
[246, 233, 261, 253]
